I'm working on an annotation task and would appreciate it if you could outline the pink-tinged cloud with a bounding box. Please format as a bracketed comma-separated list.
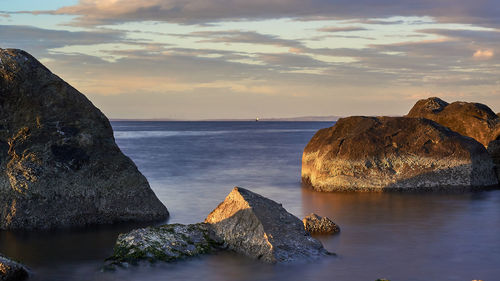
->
[473, 49, 494, 59]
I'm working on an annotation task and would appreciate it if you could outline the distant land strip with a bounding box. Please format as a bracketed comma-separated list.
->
[110, 115, 343, 122]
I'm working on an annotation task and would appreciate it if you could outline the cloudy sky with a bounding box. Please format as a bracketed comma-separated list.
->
[1, 0, 499, 119]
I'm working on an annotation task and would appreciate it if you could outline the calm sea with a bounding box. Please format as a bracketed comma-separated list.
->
[1, 121, 500, 281]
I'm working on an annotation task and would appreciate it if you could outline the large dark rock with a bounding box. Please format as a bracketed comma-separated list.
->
[0, 254, 28, 281]
[407, 97, 500, 147]
[302, 116, 498, 191]
[0, 48, 168, 229]
[205, 187, 330, 263]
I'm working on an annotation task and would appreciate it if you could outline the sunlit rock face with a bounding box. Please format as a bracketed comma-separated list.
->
[205, 187, 330, 263]
[0, 253, 28, 281]
[303, 213, 340, 234]
[407, 97, 500, 182]
[302, 116, 498, 191]
[0, 48, 168, 230]
[407, 97, 500, 147]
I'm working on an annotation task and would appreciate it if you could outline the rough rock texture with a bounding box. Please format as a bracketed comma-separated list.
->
[0, 48, 168, 229]
[302, 116, 498, 191]
[0, 254, 28, 281]
[303, 213, 340, 234]
[407, 97, 500, 147]
[488, 140, 500, 180]
[107, 223, 223, 266]
[205, 187, 330, 263]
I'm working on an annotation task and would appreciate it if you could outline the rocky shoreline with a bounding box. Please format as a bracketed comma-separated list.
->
[302, 98, 500, 192]
[107, 187, 333, 266]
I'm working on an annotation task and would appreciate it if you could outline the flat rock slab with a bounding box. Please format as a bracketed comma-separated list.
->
[205, 187, 330, 263]
[107, 223, 223, 266]
[0, 254, 28, 281]
[303, 213, 340, 234]
[302, 116, 498, 191]
[0, 48, 168, 229]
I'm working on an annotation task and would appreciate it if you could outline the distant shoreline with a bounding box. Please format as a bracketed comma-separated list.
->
[110, 116, 342, 122]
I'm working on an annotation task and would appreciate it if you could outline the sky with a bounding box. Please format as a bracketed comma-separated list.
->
[0, 0, 499, 119]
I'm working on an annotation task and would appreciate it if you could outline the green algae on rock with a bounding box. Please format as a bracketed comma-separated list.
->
[0, 48, 168, 230]
[107, 223, 224, 266]
[108, 187, 332, 266]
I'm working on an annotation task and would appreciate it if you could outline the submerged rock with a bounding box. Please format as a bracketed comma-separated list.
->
[303, 213, 340, 234]
[107, 223, 223, 266]
[407, 97, 500, 147]
[0, 254, 28, 281]
[0, 48, 168, 229]
[205, 187, 330, 263]
[302, 116, 498, 191]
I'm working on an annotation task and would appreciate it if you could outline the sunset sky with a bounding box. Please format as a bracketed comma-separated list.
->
[1, 0, 499, 119]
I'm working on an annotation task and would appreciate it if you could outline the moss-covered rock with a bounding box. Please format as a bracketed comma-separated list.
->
[107, 188, 332, 267]
[106, 223, 224, 267]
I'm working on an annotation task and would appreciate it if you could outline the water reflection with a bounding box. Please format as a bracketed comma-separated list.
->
[1, 121, 500, 281]
[301, 187, 500, 281]
[0, 221, 163, 267]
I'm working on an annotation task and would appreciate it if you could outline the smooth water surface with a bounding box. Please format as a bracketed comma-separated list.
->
[1, 121, 499, 281]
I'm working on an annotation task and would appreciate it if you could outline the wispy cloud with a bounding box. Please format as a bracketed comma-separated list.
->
[317, 26, 367, 32]
[187, 30, 305, 50]
[2, 0, 499, 118]
[25, 0, 497, 28]
[0, 25, 125, 55]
